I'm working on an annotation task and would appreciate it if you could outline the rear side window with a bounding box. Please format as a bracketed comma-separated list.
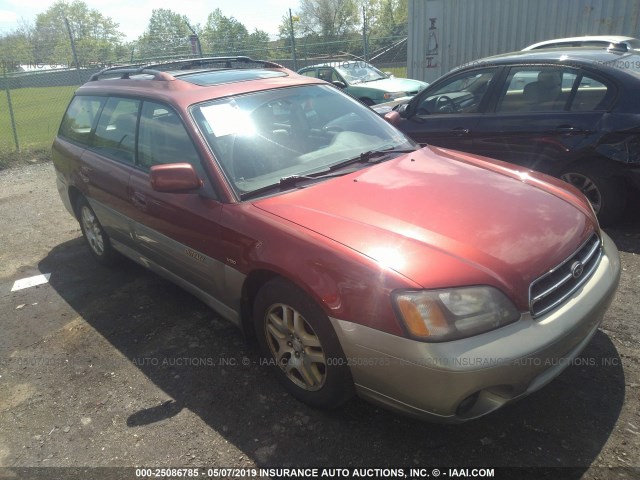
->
[570, 75, 611, 111]
[497, 67, 575, 112]
[92, 97, 140, 164]
[58, 96, 105, 146]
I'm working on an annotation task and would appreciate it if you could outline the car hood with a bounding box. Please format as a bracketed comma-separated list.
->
[253, 146, 597, 309]
[354, 77, 427, 93]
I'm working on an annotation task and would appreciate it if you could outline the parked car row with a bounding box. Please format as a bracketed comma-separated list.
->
[374, 47, 640, 225]
[52, 53, 620, 423]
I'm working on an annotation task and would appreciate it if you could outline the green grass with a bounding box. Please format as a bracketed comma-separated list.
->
[0, 85, 77, 168]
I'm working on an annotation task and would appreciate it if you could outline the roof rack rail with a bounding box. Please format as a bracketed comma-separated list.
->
[145, 56, 284, 70]
[89, 67, 171, 82]
[89, 56, 284, 82]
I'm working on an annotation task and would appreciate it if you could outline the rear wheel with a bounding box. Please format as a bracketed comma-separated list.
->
[254, 278, 354, 409]
[560, 164, 626, 226]
[76, 196, 116, 265]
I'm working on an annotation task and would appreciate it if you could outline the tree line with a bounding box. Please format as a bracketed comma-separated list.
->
[0, 0, 408, 69]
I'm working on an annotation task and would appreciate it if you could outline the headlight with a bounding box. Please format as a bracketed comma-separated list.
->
[383, 91, 407, 100]
[393, 286, 520, 342]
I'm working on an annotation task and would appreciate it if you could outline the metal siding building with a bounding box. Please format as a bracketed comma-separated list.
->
[408, 0, 640, 83]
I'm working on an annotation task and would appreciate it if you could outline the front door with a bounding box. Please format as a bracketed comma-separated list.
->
[126, 101, 229, 305]
[398, 67, 501, 152]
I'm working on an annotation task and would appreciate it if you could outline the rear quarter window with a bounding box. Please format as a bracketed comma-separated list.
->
[58, 96, 105, 146]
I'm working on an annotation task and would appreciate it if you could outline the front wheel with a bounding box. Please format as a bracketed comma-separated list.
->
[254, 278, 354, 409]
[76, 196, 116, 265]
[559, 164, 626, 226]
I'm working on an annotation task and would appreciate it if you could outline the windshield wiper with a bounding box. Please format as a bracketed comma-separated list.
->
[239, 146, 417, 200]
[279, 171, 349, 187]
[239, 170, 353, 200]
[328, 146, 417, 172]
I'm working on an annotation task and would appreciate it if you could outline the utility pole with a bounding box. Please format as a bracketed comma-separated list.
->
[362, 5, 368, 63]
[289, 9, 298, 70]
[185, 22, 203, 57]
[3, 67, 20, 152]
[64, 17, 82, 84]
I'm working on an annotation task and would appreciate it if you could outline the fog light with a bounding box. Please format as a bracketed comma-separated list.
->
[456, 391, 480, 416]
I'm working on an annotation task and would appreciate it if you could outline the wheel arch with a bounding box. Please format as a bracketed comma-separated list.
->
[68, 186, 84, 219]
[239, 265, 344, 341]
[559, 155, 628, 225]
[560, 155, 628, 181]
[240, 268, 280, 340]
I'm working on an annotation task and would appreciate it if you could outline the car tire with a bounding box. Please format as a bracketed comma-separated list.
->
[560, 163, 626, 226]
[75, 196, 117, 266]
[254, 277, 354, 409]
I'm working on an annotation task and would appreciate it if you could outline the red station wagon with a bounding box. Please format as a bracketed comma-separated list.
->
[53, 57, 621, 422]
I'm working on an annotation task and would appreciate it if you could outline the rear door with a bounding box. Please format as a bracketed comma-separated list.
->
[79, 96, 140, 248]
[472, 65, 614, 175]
[397, 67, 502, 151]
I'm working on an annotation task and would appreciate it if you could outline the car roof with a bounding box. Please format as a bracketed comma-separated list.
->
[453, 48, 640, 76]
[300, 61, 373, 70]
[75, 56, 324, 109]
[523, 35, 640, 51]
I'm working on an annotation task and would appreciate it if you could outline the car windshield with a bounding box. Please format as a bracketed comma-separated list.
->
[192, 84, 414, 198]
[335, 62, 387, 84]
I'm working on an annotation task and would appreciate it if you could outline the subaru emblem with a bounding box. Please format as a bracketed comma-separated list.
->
[571, 261, 584, 279]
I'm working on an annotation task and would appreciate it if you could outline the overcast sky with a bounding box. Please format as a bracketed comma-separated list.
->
[0, 0, 294, 40]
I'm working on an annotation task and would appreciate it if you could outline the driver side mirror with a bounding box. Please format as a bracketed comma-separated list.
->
[383, 111, 401, 126]
[150, 163, 203, 193]
[332, 80, 347, 89]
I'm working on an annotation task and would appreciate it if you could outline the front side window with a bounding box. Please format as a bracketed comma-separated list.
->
[192, 84, 413, 198]
[93, 97, 140, 164]
[58, 95, 105, 146]
[318, 68, 341, 83]
[137, 102, 202, 173]
[416, 68, 497, 114]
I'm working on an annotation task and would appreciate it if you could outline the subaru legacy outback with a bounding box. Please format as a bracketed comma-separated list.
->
[53, 57, 620, 422]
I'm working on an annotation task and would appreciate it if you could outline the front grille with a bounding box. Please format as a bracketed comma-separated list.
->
[529, 233, 602, 318]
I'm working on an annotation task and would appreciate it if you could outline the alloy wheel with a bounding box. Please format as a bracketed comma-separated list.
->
[81, 205, 105, 256]
[560, 172, 602, 214]
[264, 303, 327, 391]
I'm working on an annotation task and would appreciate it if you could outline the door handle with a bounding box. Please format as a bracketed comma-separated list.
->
[452, 127, 470, 136]
[78, 165, 92, 183]
[555, 125, 585, 134]
[131, 191, 147, 209]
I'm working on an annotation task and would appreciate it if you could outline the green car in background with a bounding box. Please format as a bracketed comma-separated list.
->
[298, 61, 428, 105]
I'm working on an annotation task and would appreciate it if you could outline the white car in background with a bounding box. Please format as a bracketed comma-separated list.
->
[523, 35, 640, 52]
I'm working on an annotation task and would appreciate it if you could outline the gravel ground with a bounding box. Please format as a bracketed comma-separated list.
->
[0, 162, 639, 480]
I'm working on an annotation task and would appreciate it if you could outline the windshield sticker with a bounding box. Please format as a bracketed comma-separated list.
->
[199, 103, 255, 138]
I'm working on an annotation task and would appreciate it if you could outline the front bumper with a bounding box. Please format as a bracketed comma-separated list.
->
[330, 232, 621, 422]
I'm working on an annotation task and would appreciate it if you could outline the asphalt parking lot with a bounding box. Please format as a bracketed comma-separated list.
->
[0, 162, 639, 479]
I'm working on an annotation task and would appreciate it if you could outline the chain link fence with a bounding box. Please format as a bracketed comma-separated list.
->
[0, 34, 407, 162]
